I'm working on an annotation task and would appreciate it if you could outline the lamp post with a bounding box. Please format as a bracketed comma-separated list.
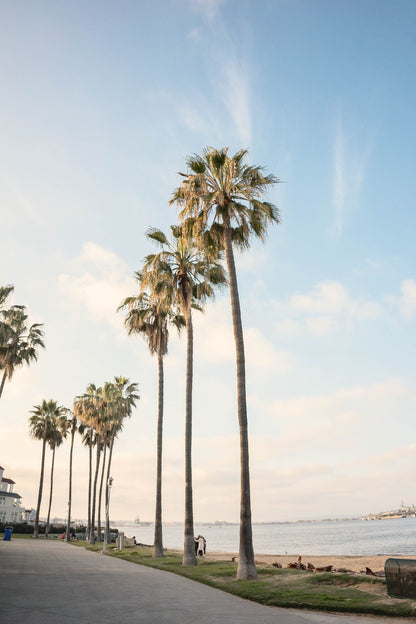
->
[102, 476, 113, 554]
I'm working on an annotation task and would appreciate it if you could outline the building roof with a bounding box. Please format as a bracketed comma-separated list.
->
[0, 491, 22, 499]
[2, 478, 15, 484]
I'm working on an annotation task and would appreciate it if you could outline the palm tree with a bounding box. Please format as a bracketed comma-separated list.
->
[171, 147, 280, 579]
[29, 399, 67, 539]
[65, 411, 81, 542]
[142, 227, 226, 566]
[45, 415, 68, 538]
[75, 384, 106, 544]
[119, 281, 184, 557]
[102, 377, 139, 543]
[0, 285, 14, 308]
[97, 427, 111, 541]
[0, 302, 45, 400]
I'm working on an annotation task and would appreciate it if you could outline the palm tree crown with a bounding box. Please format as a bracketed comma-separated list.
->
[171, 147, 280, 249]
[0, 297, 45, 399]
[142, 226, 226, 316]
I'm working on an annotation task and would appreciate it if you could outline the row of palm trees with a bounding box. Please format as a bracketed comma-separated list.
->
[0, 285, 45, 400]
[120, 147, 279, 580]
[28, 377, 139, 542]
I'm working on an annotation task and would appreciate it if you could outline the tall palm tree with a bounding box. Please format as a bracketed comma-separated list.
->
[102, 377, 139, 543]
[29, 399, 67, 539]
[0, 303, 45, 400]
[75, 384, 106, 544]
[142, 227, 226, 566]
[119, 281, 184, 557]
[97, 427, 111, 541]
[65, 411, 81, 542]
[171, 147, 280, 579]
[45, 415, 68, 538]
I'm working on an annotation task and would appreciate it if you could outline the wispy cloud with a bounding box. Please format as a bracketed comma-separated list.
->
[190, 0, 225, 23]
[333, 117, 345, 237]
[221, 57, 252, 145]
[398, 279, 416, 319]
[332, 115, 372, 237]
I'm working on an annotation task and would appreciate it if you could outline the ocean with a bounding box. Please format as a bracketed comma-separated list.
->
[115, 516, 416, 556]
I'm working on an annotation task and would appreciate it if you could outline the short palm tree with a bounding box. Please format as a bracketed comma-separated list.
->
[119, 280, 184, 557]
[171, 147, 280, 579]
[29, 399, 68, 539]
[142, 226, 226, 566]
[0, 302, 45, 400]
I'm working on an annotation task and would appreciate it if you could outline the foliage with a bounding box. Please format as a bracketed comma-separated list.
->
[0, 284, 45, 398]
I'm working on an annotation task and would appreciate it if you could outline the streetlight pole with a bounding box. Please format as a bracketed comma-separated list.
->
[102, 476, 113, 555]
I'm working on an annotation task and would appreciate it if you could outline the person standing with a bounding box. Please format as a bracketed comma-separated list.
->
[197, 535, 205, 557]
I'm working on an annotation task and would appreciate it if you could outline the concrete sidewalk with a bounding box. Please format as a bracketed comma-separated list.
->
[0, 539, 413, 624]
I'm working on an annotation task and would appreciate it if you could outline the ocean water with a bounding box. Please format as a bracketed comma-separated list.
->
[116, 516, 416, 556]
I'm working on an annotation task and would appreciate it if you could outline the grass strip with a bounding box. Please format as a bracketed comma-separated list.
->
[75, 542, 416, 618]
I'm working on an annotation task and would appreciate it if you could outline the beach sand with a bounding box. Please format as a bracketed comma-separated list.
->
[199, 551, 416, 574]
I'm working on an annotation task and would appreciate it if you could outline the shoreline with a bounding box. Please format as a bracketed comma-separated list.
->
[167, 549, 416, 573]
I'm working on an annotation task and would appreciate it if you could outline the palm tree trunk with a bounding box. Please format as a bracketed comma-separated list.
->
[183, 309, 197, 566]
[33, 434, 47, 539]
[98, 443, 107, 542]
[65, 427, 75, 542]
[45, 447, 56, 539]
[87, 432, 92, 541]
[89, 436, 101, 544]
[0, 370, 7, 399]
[153, 354, 164, 557]
[223, 223, 257, 580]
[105, 431, 116, 542]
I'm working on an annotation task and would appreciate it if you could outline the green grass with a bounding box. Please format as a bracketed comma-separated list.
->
[77, 544, 416, 618]
[1, 532, 35, 539]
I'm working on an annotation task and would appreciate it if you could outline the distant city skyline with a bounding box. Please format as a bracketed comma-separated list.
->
[1, 0, 416, 524]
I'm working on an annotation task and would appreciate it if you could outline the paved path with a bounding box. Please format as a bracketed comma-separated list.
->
[0, 539, 413, 624]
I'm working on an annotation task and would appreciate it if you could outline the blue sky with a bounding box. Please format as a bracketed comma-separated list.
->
[1, 0, 416, 525]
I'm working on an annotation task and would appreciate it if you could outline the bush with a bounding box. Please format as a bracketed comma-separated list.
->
[0, 522, 88, 535]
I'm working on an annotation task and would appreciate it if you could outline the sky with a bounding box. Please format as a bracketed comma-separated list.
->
[1, 0, 416, 525]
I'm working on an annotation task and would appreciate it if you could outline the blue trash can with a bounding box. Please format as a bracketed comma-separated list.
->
[4, 527, 12, 541]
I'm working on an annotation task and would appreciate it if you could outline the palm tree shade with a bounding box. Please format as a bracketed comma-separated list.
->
[171, 147, 280, 579]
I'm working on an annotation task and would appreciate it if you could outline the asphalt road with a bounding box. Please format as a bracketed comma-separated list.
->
[0, 539, 413, 624]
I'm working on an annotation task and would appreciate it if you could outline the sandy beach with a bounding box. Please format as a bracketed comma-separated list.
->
[199, 551, 416, 574]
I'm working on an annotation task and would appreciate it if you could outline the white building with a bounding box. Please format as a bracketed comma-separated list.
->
[0, 466, 23, 523]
